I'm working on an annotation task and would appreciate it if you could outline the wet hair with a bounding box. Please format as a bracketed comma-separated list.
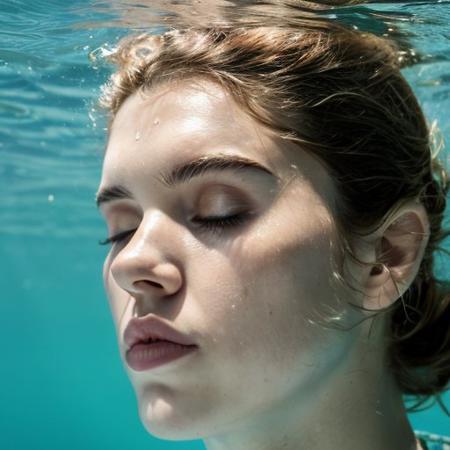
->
[97, 21, 450, 412]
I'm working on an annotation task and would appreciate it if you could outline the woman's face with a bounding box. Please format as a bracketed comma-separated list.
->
[98, 78, 363, 441]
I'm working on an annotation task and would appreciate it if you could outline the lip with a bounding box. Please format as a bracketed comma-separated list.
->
[125, 341, 198, 371]
[123, 314, 198, 351]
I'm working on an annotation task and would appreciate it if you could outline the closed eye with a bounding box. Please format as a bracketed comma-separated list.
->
[98, 229, 137, 246]
[191, 212, 250, 234]
[98, 212, 251, 245]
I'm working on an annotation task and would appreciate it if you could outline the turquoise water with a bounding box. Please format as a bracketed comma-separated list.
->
[1, 1, 449, 448]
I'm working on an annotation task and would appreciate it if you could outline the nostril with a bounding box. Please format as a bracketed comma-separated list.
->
[134, 280, 163, 289]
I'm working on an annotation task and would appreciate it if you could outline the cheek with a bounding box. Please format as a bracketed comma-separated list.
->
[238, 229, 337, 359]
[239, 206, 337, 317]
[195, 215, 340, 371]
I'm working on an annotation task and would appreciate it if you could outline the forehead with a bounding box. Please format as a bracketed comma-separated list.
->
[101, 78, 282, 181]
[113, 77, 247, 134]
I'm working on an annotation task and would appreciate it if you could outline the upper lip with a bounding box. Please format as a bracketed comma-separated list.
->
[124, 314, 197, 350]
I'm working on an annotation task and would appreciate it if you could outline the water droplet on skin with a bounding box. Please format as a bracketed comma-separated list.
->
[231, 304, 236, 309]
[135, 131, 141, 141]
[153, 119, 160, 125]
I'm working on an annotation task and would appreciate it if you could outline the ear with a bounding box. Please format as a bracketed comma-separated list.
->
[361, 201, 430, 311]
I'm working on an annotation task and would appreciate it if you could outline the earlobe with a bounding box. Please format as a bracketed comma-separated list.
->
[362, 204, 430, 311]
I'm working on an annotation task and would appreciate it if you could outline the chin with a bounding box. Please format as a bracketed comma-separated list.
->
[137, 396, 206, 442]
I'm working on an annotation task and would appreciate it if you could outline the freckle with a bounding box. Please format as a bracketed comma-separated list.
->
[135, 131, 141, 141]
[269, 310, 272, 315]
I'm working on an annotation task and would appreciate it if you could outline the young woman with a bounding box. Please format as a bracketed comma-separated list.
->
[95, 19, 450, 450]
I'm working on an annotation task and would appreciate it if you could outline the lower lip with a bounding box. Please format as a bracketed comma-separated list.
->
[125, 341, 198, 371]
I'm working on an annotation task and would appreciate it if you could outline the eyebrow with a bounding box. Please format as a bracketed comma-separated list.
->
[96, 154, 277, 208]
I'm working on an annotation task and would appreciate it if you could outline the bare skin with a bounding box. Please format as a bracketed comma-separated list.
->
[97, 78, 429, 450]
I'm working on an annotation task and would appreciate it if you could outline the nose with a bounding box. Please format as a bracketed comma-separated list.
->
[109, 214, 183, 299]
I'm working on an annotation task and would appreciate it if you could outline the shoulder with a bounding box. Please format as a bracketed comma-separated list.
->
[414, 430, 450, 450]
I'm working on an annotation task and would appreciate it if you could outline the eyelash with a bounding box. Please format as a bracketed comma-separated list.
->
[98, 213, 249, 246]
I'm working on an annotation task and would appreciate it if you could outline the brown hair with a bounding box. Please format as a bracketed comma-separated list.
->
[97, 21, 450, 412]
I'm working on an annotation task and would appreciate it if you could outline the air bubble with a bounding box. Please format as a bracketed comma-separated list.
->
[88, 109, 97, 128]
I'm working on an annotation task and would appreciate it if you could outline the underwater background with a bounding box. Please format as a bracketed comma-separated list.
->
[1, 1, 449, 448]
